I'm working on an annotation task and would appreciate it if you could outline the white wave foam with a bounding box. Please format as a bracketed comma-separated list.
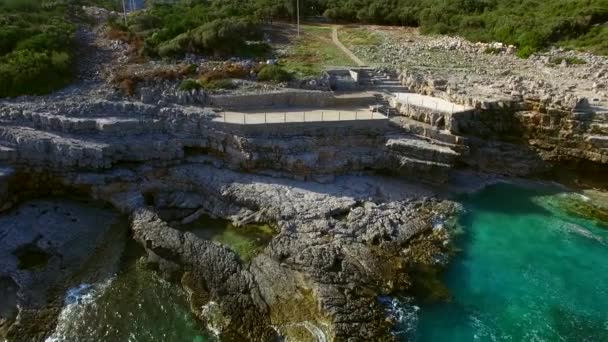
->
[561, 222, 606, 245]
[271, 321, 329, 342]
[45, 279, 114, 342]
[379, 296, 419, 338]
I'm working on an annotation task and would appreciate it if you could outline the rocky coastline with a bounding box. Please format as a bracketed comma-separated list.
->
[1, 12, 608, 342]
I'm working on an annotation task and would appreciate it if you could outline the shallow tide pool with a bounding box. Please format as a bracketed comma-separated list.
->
[412, 182, 608, 341]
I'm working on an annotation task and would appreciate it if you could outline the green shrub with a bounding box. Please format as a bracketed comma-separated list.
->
[178, 79, 202, 91]
[125, 2, 264, 58]
[200, 79, 236, 90]
[517, 46, 536, 59]
[0, 49, 73, 97]
[257, 64, 292, 82]
[0, 0, 77, 97]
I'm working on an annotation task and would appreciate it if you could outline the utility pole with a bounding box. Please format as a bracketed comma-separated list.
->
[297, 0, 300, 37]
[121, 0, 127, 25]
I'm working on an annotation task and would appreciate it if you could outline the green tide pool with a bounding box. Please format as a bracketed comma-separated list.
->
[412, 182, 608, 341]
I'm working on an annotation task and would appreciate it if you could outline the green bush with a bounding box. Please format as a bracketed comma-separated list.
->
[178, 79, 202, 91]
[517, 46, 536, 59]
[0, 50, 73, 97]
[201, 79, 236, 90]
[0, 0, 77, 97]
[127, 2, 265, 58]
[257, 64, 292, 82]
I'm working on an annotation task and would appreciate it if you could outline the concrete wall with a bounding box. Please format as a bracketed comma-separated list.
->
[209, 90, 375, 109]
[349, 69, 360, 83]
[209, 91, 336, 109]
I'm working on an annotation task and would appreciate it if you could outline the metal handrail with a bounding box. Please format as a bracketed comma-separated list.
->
[213, 106, 391, 125]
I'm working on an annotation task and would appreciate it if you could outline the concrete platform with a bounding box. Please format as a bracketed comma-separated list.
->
[213, 106, 387, 124]
[393, 93, 469, 114]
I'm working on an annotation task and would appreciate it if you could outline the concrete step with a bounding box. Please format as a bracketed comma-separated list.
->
[592, 112, 608, 122]
[390, 116, 468, 147]
[590, 123, 608, 135]
[0, 143, 16, 161]
[385, 136, 459, 164]
[389, 154, 452, 184]
[584, 134, 608, 148]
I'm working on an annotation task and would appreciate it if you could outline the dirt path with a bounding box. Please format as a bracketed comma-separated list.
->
[331, 26, 366, 67]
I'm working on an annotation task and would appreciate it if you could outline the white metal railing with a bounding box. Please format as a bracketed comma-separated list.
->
[214, 107, 387, 125]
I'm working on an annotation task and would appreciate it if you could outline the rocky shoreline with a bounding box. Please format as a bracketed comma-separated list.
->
[1, 11, 608, 342]
[0, 162, 460, 341]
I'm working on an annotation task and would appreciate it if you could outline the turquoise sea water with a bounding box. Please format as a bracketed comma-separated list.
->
[413, 183, 608, 341]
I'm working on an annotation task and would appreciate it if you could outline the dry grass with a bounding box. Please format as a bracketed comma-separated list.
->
[112, 63, 198, 96]
[199, 63, 254, 83]
[106, 26, 146, 63]
[339, 26, 383, 50]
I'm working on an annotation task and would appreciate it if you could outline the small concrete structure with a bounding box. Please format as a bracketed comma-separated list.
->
[208, 115, 389, 137]
[392, 93, 469, 114]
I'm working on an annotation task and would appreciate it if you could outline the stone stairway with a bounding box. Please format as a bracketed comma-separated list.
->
[358, 69, 408, 93]
[373, 94, 398, 117]
[574, 106, 608, 153]
[390, 116, 468, 151]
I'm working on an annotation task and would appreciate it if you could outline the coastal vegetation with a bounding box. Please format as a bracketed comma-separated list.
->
[317, 0, 608, 56]
[112, 0, 267, 58]
[0, 0, 76, 97]
[1, 0, 606, 98]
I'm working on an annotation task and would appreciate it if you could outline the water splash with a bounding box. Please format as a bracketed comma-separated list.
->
[379, 296, 419, 339]
[272, 321, 329, 342]
[45, 280, 114, 342]
[44, 260, 210, 341]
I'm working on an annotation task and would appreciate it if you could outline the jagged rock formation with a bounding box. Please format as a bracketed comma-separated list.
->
[0, 159, 458, 341]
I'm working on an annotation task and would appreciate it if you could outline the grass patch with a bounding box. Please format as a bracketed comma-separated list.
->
[320, 0, 608, 57]
[339, 26, 382, 50]
[281, 24, 353, 77]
